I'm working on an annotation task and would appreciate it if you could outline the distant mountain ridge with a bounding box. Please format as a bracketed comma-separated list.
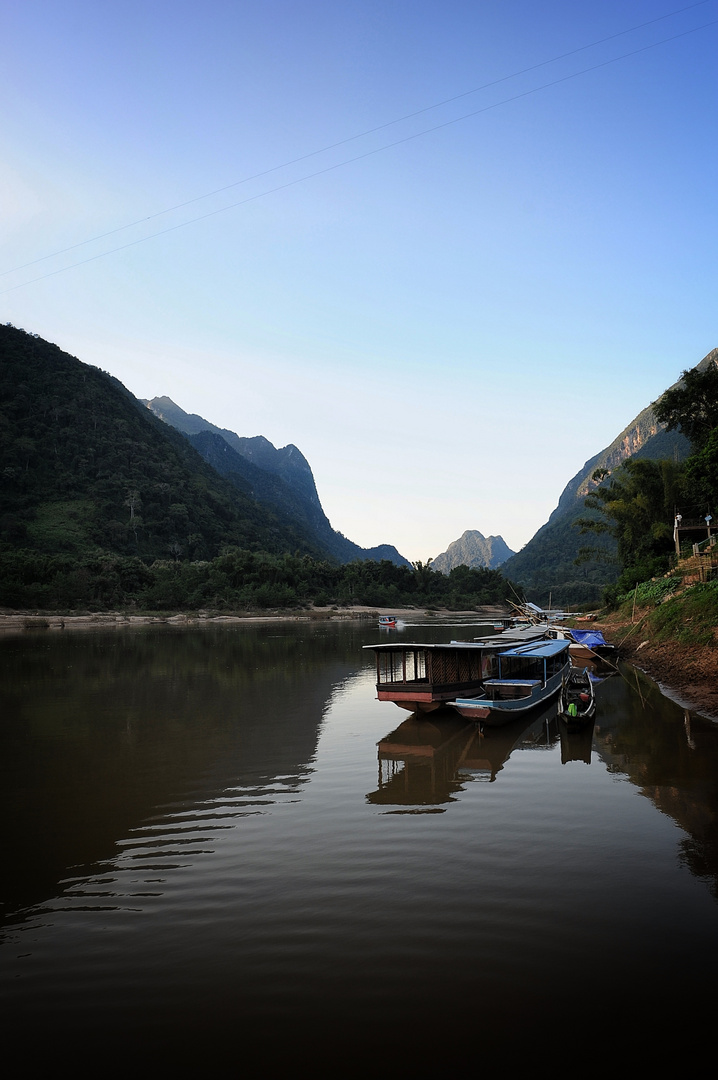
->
[502, 347, 718, 605]
[142, 397, 323, 510]
[432, 530, 515, 573]
[142, 396, 410, 567]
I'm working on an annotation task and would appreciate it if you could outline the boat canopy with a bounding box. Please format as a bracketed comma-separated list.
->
[363, 640, 500, 652]
[497, 639, 570, 659]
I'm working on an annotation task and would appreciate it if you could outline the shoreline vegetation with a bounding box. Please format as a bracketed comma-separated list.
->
[0, 550, 515, 612]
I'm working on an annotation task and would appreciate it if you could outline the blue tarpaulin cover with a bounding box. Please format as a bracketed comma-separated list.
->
[570, 630, 608, 647]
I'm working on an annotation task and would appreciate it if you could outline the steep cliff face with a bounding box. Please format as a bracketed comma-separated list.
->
[144, 397, 410, 567]
[143, 396, 322, 509]
[549, 348, 718, 523]
[432, 530, 515, 573]
[502, 347, 718, 605]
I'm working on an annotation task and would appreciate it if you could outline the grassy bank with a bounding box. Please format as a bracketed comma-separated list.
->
[594, 578, 718, 719]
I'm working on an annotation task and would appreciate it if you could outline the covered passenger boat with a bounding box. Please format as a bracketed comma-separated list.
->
[364, 626, 548, 713]
[364, 641, 497, 713]
[566, 628, 616, 662]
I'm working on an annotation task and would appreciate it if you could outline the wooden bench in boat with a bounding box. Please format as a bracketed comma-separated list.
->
[482, 678, 542, 701]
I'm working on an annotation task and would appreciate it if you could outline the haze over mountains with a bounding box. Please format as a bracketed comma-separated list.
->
[432, 530, 515, 573]
[142, 396, 409, 566]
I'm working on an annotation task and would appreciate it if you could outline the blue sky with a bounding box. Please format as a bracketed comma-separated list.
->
[2, 1, 717, 560]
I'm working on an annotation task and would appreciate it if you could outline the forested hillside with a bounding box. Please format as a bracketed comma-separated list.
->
[0, 325, 325, 561]
[1, 326, 513, 612]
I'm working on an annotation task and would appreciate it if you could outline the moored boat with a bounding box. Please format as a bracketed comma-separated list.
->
[547, 625, 617, 664]
[557, 666, 596, 726]
[364, 625, 550, 713]
[448, 639, 571, 726]
[365, 640, 497, 712]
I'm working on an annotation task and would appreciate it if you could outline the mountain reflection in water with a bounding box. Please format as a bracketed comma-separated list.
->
[1, 620, 717, 1067]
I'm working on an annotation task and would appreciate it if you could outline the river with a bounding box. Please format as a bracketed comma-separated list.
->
[1, 617, 717, 1067]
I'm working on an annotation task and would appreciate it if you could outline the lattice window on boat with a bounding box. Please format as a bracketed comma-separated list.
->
[377, 652, 408, 683]
[377, 653, 397, 683]
[404, 649, 426, 682]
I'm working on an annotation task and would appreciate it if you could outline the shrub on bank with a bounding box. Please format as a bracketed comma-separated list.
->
[647, 579, 718, 646]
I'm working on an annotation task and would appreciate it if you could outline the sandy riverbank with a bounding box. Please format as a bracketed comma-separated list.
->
[592, 610, 718, 721]
[0, 605, 505, 633]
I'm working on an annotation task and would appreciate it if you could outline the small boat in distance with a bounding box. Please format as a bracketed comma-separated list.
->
[449, 639, 571, 725]
[378, 616, 398, 628]
[557, 667, 596, 726]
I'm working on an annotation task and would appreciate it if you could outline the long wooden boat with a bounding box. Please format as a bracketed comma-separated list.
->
[557, 666, 596, 726]
[448, 639, 571, 726]
[364, 625, 548, 713]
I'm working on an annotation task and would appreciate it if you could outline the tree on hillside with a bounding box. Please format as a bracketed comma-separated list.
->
[653, 362, 718, 515]
[576, 457, 685, 586]
[654, 364, 718, 450]
[681, 427, 718, 510]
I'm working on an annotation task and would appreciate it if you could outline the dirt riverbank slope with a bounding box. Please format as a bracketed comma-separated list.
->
[593, 609, 718, 720]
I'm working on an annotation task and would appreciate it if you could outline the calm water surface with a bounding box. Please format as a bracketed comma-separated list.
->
[2, 618, 717, 1065]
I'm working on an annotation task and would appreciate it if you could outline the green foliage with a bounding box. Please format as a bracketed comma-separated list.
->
[578, 457, 684, 581]
[501, 507, 617, 608]
[0, 324, 325, 561]
[616, 575, 681, 607]
[682, 427, 718, 508]
[645, 579, 718, 646]
[0, 548, 517, 612]
[654, 364, 718, 451]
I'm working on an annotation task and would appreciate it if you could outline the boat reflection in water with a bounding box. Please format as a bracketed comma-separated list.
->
[367, 714, 475, 808]
[367, 706, 558, 808]
[558, 715, 595, 765]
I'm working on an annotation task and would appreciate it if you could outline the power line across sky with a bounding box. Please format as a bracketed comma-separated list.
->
[3, 0, 716, 294]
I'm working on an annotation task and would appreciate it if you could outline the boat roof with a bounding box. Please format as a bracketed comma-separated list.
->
[497, 639, 570, 659]
[364, 626, 548, 653]
[363, 640, 501, 652]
